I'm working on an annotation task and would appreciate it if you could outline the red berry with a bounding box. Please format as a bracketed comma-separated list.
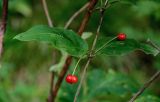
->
[117, 33, 126, 41]
[65, 74, 73, 84]
[65, 74, 78, 84]
[71, 75, 78, 83]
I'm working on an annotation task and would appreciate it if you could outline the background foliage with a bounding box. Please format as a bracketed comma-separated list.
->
[0, 0, 160, 102]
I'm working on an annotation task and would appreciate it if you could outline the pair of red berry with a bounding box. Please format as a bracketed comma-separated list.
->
[65, 74, 78, 84]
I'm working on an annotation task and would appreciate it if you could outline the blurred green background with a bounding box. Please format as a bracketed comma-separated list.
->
[0, 0, 160, 102]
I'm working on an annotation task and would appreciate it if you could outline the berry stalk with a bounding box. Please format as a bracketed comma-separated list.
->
[94, 33, 126, 54]
[72, 58, 82, 75]
[94, 36, 117, 54]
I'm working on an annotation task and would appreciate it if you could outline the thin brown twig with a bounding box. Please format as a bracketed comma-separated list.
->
[47, 72, 55, 102]
[64, 2, 89, 29]
[129, 71, 160, 102]
[53, 56, 72, 101]
[0, 0, 8, 58]
[52, 0, 99, 101]
[41, 0, 55, 102]
[73, 57, 91, 102]
[41, 0, 54, 27]
[92, 0, 119, 12]
[74, 0, 109, 102]
[129, 39, 160, 102]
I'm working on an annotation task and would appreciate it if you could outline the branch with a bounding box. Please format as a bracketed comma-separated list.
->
[74, 0, 109, 102]
[77, 0, 98, 35]
[47, 72, 55, 102]
[64, 2, 89, 29]
[52, 0, 99, 101]
[53, 56, 72, 101]
[41, 0, 54, 27]
[0, 0, 8, 58]
[129, 71, 160, 102]
[41, 0, 55, 102]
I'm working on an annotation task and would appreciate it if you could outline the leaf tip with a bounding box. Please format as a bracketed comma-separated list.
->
[13, 35, 18, 40]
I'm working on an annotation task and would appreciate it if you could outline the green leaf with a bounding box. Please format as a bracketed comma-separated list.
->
[109, 0, 137, 5]
[135, 95, 160, 102]
[96, 37, 159, 56]
[0, 0, 32, 17]
[14, 25, 88, 57]
[49, 51, 68, 72]
[11, 1, 32, 17]
[132, 1, 159, 17]
[0, 88, 9, 102]
[86, 69, 139, 102]
[82, 32, 93, 40]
